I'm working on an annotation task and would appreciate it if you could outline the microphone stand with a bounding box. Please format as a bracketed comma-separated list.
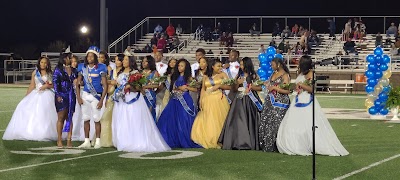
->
[311, 62, 317, 180]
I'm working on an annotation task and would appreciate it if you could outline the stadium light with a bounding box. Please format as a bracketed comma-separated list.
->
[80, 26, 88, 34]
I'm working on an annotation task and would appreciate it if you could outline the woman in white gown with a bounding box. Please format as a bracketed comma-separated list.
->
[276, 56, 349, 156]
[2, 56, 58, 141]
[111, 55, 170, 152]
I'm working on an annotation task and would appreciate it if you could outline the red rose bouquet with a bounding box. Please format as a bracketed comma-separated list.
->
[126, 73, 148, 93]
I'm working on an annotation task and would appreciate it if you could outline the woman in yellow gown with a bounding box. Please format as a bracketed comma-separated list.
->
[191, 59, 231, 149]
[100, 54, 123, 147]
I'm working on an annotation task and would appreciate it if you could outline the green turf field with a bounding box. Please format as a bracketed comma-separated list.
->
[0, 88, 399, 180]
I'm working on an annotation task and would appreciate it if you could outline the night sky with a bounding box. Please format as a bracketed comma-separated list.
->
[0, 0, 397, 57]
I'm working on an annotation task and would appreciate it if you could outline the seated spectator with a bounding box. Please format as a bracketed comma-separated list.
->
[308, 30, 320, 46]
[278, 40, 285, 53]
[133, 45, 142, 53]
[195, 24, 204, 40]
[298, 26, 305, 36]
[284, 41, 291, 53]
[249, 23, 261, 36]
[212, 28, 220, 41]
[281, 26, 291, 39]
[269, 40, 277, 48]
[343, 38, 356, 53]
[203, 27, 212, 42]
[292, 24, 299, 37]
[258, 44, 266, 54]
[386, 23, 398, 37]
[124, 46, 132, 56]
[152, 45, 158, 54]
[150, 35, 158, 47]
[226, 33, 234, 47]
[396, 38, 400, 48]
[157, 35, 168, 52]
[359, 21, 366, 38]
[219, 32, 227, 47]
[207, 49, 214, 55]
[375, 32, 383, 47]
[343, 19, 352, 41]
[154, 24, 163, 35]
[166, 23, 175, 37]
[390, 44, 398, 56]
[272, 22, 281, 37]
[144, 44, 152, 53]
[175, 24, 183, 36]
[385, 38, 393, 47]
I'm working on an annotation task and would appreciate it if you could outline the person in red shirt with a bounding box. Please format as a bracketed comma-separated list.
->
[166, 23, 175, 37]
[157, 35, 168, 52]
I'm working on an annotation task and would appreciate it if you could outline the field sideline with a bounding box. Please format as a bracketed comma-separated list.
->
[0, 88, 399, 180]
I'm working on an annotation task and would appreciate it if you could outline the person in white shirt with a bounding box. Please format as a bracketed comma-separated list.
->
[258, 44, 266, 54]
[223, 50, 240, 102]
[154, 51, 167, 76]
[154, 51, 167, 120]
[191, 48, 206, 77]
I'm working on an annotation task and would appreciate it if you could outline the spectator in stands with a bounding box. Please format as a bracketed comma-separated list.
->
[166, 24, 175, 37]
[359, 20, 366, 40]
[272, 22, 281, 37]
[278, 40, 285, 53]
[212, 28, 220, 41]
[219, 32, 227, 47]
[207, 49, 214, 55]
[226, 33, 234, 47]
[133, 45, 142, 53]
[308, 30, 320, 47]
[343, 38, 356, 53]
[150, 35, 158, 47]
[284, 41, 291, 53]
[258, 44, 266, 54]
[375, 32, 383, 47]
[353, 18, 360, 31]
[386, 23, 398, 37]
[281, 26, 291, 39]
[395, 38, 400, 48]
[176, 24, 183, 36]
[152, 45, 158, 54]
[298, 26, 305, 36]
[300, 31, 308, 48]
[385, 38, 393, 47]
[203, 27, 212, 42]
[154, 24, 163, 35]
[250, 23, 261, 36]
[328, 18, 336, 38]
[157, 35, 168, 53]
[343, 19, 352, 41]
[292, 24, 299, 37]
[172, 35, 180, 50]
[144, 44, 152, 53]
[270, 40, 277, 48]
[390, 44, 398, 56]
[216, 22, 223, 33]
[195, 24, 204, 40]
[124, 46, 132, 55]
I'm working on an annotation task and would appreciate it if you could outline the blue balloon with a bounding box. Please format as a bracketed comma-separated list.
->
[374, 47, 383, 56]
[382, 54, 390, 64]
[382, 85, 391, 94]
[368, 64, 377, 71]
[379, 64, 388, 71]
[375, 71, 383, 79]
[365, 70, 374, 78]
[267, 54, 274, 61]
[266, 46, 276, 55]
[375, 55, 383, 64]
[274, 53, 284, 60]
[260, 62, 269, 69]
[365, 85, 374, 93]
[374, 100, 384, 107]
[379, 93, 388, 102]
[260, 76, 267, 81]
[266, 69, 274, 75]
[367, 79, 377, 86]
[366, 55, 375, 63]
[258, 53, 267, 62]
[257, 68, 267, 77]
[369, 106, 378, 115]
[380, 108, 389, 115]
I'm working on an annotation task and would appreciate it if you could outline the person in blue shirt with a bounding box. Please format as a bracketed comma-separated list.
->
[154, 24, 163, 35]
[76, 46, 108, 149]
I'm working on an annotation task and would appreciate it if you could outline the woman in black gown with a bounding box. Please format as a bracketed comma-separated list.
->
[218, 57, 262, 150]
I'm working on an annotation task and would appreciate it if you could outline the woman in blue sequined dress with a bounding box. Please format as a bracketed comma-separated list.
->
[157, 59, 201, 148]
[53, 53, 78, 148]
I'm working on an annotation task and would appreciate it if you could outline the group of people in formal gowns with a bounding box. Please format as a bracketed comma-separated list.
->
[2, 46, 348, 157]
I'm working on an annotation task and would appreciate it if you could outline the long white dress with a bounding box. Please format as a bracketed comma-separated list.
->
[2, 75, 58, 141]
[276, 74, 349, 156]
[112, 72, 171, 152]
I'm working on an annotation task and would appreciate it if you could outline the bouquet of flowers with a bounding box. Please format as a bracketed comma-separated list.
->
[252, 79, 265, 86]
[127, 73, 148, 92]
[221, 78, 236, 85]
[148, 75, 167, 85]
[188, 79, 201, 88]
[292, 79, 312, 95]
[279, 83, 296, 93]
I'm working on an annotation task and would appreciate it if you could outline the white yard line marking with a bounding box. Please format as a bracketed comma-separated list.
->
[0, 150, 118, 173]
[333, 153, 400, 180]
[0, 111, 13, 113]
